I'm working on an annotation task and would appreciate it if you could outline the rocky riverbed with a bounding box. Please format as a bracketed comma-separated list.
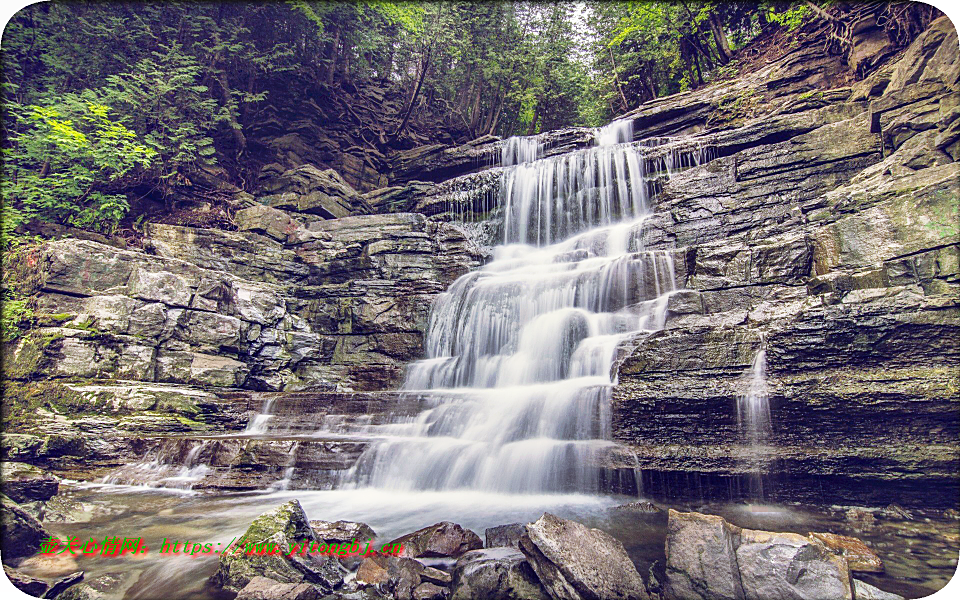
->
[2, 479, 957, 599]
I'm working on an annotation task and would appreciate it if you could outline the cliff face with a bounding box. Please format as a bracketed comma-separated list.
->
[610, 17, 960, 508]
[2, 17, 957, 505]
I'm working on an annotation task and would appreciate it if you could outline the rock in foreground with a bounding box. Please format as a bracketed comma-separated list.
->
[519, 513, 649, 600]
[388, 521, 482, 559]
[210, 500, 344, 594]
[663, 510, 902, 600]
[451, 547, 549, 600]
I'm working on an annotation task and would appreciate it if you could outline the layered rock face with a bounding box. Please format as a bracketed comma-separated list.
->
[609, 17, 960, 508]
[2, 212, 482, 484]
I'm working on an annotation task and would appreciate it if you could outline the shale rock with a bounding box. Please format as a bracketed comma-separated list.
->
[0, 493, 50, 563]
[450, 547, 549, 600]
[0, 462, 59, 503]
[388, 522, 482, 559]
[260, 164, 371, 220]
[235, 204, 304, 242]
[520, 513, 649, 600]
[211, 500, 345, 594]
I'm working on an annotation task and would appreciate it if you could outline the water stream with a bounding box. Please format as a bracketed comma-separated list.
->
[336, 121, 699, 495]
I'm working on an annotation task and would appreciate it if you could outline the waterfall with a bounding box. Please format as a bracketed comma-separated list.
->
[737, 349, 772, 444]
[501, 135, 542, 166]
[340, 124, 709, 495]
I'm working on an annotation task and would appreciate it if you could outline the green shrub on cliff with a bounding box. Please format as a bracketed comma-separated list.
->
[4, 96, 156, 233]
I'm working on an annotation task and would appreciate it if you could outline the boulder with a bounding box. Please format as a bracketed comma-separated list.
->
[485, 523, 525, 549]
[664, 510, 745, 600]
[260, 164, 371, 219]
[664, 511, 855, 600]
[355, 553, 425, 600]
[808, 532, 883, 573]
[235, 576, 322, 600]
[236, 205, 303, 243]
[0, 462, 59, 503]
[520, 513, 649, 600]
[388, 522, 483, 559]
[413, 582, 448, 600]
[210, 500, 344, 594]
[309, 519, 376, 545]
[450, 548, 549, 600]
[1, 493, 50, 563]
[736, 528, 853, 600]
[853, 579, 905, 600]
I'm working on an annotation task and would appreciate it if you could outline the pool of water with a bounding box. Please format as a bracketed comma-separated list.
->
[13, 483, 959, 600]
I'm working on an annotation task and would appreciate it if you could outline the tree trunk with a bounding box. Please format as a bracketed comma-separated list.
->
[709, 13, 732, 64]
[608, 46, 630, 112]
[392, 46, 431, 140]
[526, 103, 540, 136]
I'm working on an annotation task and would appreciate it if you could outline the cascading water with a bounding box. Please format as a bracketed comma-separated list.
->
[735, 345, 773, 499]
[341, 121, 707, 495]
[737, 348, 772, 444]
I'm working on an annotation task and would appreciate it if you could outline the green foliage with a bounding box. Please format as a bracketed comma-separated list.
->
[1, 299, 31, 343]
[766, 5, 809, 31]
[4, 97, 156, 232]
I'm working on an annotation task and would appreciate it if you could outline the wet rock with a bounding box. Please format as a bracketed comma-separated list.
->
[613, 501, 663, 514]
[845, 509, 877, 526]
[309, 520, 376, 545]
[235, 576, 322, 600]
[853, 580, 905, 600]
[881, 504, 913, 520]
[420, 566, 451, 587]
[520, 513, 649, 600]
[46, 571, 85, 598]
[736, 528, 852, 600]
[0, 462, 59, 503]
[413, 582, 448, 600]
[3, 566, 49, 596]
[450, 548, 548, 600]
[210, 500, 345, 594]
[809, 532, 883, 573]
[388, 522, 482, 559]
[1, 493, 50, 564]
[355, 554, 424, 600]
[52, 583, 104, 600]
[484, 524, 525, 549]
[664, 510, 744, 600]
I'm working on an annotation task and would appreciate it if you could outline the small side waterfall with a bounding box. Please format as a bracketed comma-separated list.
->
[339, 122, 709, 495]
[737, 349, 772, 444]
[735, 345, 774, 499]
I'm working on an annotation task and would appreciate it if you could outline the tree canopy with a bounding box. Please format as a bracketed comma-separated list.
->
[0, 1, 939, 239]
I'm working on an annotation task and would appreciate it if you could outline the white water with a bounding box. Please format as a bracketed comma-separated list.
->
[737, 349, 772, 444]
[341, 121, 708, 495]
